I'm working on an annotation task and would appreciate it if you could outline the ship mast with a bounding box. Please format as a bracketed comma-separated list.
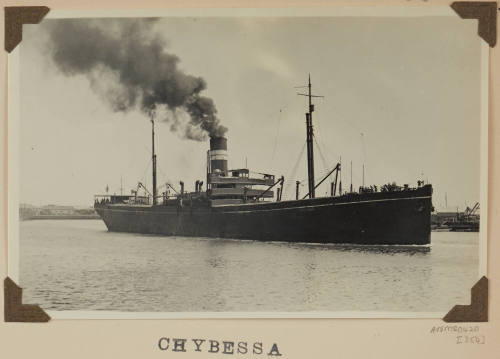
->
[151, 118, 157, 205]
[298, 74, 323, 199]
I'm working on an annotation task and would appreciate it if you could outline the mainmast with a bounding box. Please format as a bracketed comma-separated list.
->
[298, 74, 323, 199]
[151, 118, 157, 205]
[305, 75, 315, 198]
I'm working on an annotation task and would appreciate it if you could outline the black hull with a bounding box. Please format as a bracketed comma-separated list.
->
[95, 185, 432, 245]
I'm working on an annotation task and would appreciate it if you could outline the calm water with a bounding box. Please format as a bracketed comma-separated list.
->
[19, 220, 479, 313]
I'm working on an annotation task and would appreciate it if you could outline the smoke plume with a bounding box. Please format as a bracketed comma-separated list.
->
[46, 18, 227, 140]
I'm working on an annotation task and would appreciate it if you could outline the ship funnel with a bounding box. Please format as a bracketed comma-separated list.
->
[209, 137, 228, 175]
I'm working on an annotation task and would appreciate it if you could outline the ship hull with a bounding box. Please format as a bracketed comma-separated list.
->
[95, 185, 432, 245]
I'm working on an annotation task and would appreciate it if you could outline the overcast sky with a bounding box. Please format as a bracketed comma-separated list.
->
[19, 15, 483, 209]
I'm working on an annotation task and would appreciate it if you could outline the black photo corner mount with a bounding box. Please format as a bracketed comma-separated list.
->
[446, 1, 493, 322]
[4, 277, 51, 322]
[451, 1, 497, 47]
[4, 6, 50, 53]
[443, 276, 488, 322]
[4, 6, 51, 322]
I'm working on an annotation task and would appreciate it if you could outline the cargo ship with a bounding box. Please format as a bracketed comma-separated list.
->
[94, 77, 433, 245]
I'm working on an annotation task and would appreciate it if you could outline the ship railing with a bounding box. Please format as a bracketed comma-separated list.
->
[94, 194, 150, 206]
[210, 187, 274, 198]
[208, 173, 275, 186]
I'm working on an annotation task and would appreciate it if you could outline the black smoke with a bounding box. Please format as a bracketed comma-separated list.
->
[46, 18, 227, 140]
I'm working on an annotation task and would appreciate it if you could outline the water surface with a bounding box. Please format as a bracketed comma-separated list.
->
[19, 220, 479, 313]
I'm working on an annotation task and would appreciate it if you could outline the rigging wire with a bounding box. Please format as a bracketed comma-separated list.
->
[319, 104, 399, 183]
[313, 134, 329, 174]
[314, 106, 366, 186]
[111, 155, 152, 196]
[310, 106, 346, 194]
[269, 92, 301, 164]
[313, 107, 342, 165]
[283, 141, 306, 198]
[271, 109, 282, 161]
[156, 163, 171, 188]
[138, 159, 152, 189]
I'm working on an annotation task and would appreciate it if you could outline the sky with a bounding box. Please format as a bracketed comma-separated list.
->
[18, 15, 483, 209]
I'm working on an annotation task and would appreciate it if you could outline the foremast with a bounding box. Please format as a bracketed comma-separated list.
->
[151, 118, 157, 205]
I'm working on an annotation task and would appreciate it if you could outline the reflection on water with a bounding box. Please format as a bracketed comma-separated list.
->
[285, 242, 431, 255]
[19, 220, 478, 313]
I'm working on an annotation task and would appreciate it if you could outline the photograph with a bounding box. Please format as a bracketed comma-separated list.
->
[11, 9, 487, 316]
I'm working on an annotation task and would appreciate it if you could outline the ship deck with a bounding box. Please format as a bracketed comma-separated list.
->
[95, 184, 432, 215]
[211, 184, 432, 211]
